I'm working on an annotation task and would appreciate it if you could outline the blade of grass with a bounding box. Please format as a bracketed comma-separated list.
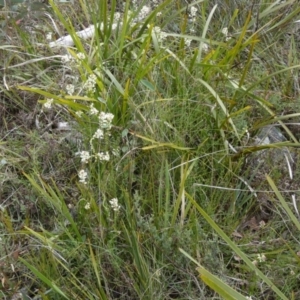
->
[19, 257, 69, 300]
[23, 173, 82, 240]
[197, 4, 218, 63]
[266, 174, 300, 231]
[179, 248, 249, 300]
[88, 241, 108, 299]
[185, 192, 289, 300]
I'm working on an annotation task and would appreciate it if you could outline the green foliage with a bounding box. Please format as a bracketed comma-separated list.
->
[2, 0, 300, 299]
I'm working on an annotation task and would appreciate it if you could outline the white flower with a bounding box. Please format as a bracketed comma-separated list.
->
[259, 220, 266, 228]
[75, 111, 83, 117]
[252, 260, 258, 266]
[85, 74, 97, 93]
[61, 54, 72, 63]
[152, 26, 168, 43]
[185, 38, 192, 47]
[78, 169, 88, 184]
[221, 27, 232, 41]
[112, 23, 119, 31]
[84, 202, 91, 210]
[201, 43, 209, 52]
[46, 32, 52, 41]
[221, 27, 228, 36]
[92, 128, 104, 139]
[114, 12, 121, 20]
[189, 6, 198, 22]
[98, 112, 114, 129]
[290, 270, 295, 275]
[137, 6, 151, 21]
[77, 151, 90, 163]
[89, 103, 99, 115]
[66, 84, 75, 95]
[96, 151, 110, 161]
[77, 52, 85, 60]
[109, 198, 121, 212]
[190, 6, 198, 18]
[245, 297, 253, 300]
[257, 254, 266, 263]
[43, 98, 54, 109]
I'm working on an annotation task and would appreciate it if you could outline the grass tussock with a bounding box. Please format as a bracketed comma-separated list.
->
[1, 0, 300, 299]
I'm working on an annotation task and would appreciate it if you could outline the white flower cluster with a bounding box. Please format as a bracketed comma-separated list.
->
[77, 52, 85, 61]
[60, 52, 99, 98]
[66, 84, 75, 95]
[109, 198, 121, 212]
[189, 6, 198, 22]
[185, 5, 209, 51]
[96, 151, 110, 161]
[76, 151, 90, 163]
[114, 12, 121, 21]
[252, 253, 266, 266]
[137, 6, 152, 21]
[61, 54, 73, 64]
[90, 111, 114, 143]
[43, 98, 54, 109]
[152, 26, 168, 43]
[77, 111, 115, 184]
[221, 27, 232, 41]
[99, 112, 114, 129]
[46, 32, 52, 41]
[257, 253, 266, 263]
[201, 43, 209, 52]
[76, 150, 110, 164]
[78, 169, 88, 184]
[84, 74, 97, 93]
[89, 103, 99, 115]
[75, 111, 83, 117]
[185, 38, 192, 47]
[92, 128, 104, 140]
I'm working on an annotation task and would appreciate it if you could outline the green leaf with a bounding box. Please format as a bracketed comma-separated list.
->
[140, 79, 156, 91]
[19, 257, 69, 299]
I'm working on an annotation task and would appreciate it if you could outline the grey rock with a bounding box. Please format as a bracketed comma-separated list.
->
[255, 125, 286, 145]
